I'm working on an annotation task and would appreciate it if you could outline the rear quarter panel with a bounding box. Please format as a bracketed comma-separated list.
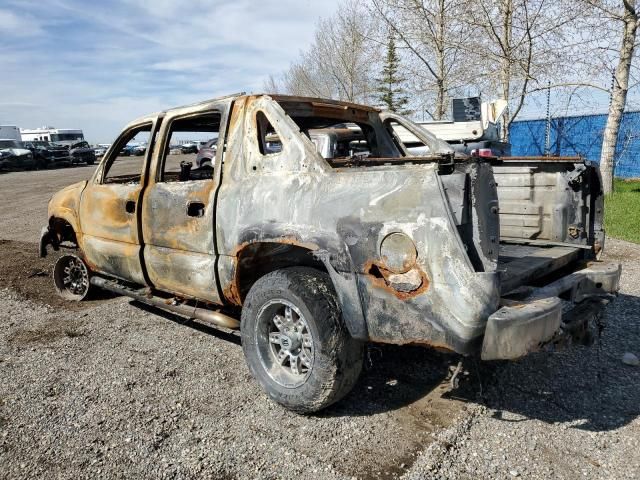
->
[215, 96, 499, 351]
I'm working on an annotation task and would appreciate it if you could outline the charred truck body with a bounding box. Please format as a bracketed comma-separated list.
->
[41, 94, 621, 412]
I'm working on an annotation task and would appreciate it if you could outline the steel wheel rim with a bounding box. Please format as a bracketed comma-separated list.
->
[255, 299, 314, 388]
[54, 255, 89, 300]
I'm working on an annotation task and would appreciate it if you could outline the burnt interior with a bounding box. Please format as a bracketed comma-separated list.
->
[274, 99, 453, 168]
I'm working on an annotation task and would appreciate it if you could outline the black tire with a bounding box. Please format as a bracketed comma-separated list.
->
[241, 267, 363, 413]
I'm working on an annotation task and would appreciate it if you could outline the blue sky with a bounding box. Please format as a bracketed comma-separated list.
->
[0, 0, 340, 142]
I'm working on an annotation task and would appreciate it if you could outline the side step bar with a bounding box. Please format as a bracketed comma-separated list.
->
[90, 276, 240, 330]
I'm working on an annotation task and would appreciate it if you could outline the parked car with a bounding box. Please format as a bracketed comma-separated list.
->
[132, 145, 147, 156]
[93, 146, 108, 157]
[180, 141, 199, 154]
[0, 139, 35, 170]
[68, 141, 96, 165]
[0, 150, 17, 170]
[40, 93, 621, 413]
[118, 145, 134, 156]
[195, 138, 217, 167]
[23, 141, 71, 168]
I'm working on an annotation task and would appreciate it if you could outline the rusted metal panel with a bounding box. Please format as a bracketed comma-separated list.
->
[493, 160, 599, 245]
[144, 246, 217, 301]
[69, 116, 161, 285]
[47, 181, 86, 235]
[79, 183, 142, 244]
[142, 181, 216, 251]
[139, 98, 233, 303]
[78, 182, 145, 283]
[215, 95, 501, 349]
[80, 235, 146, 285]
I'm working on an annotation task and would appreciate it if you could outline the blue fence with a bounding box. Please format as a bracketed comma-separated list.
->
[509, 111, 640, 178]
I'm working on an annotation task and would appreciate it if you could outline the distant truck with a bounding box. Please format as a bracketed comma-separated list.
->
[0, 125, 22, 142]
[396, 97, 511, 157]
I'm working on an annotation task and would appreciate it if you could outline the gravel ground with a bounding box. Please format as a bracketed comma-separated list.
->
[402, 238, 640, 480]
[0, 285, 464, 480]
[0, 167, 639, 479]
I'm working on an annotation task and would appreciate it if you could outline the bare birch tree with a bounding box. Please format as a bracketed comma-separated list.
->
[590, 1, 639, 194]
[466, 0, 576, 140]
[370, 0, 472, 120]
[262, 74, 283, 94]
[280, 0, 381, 103]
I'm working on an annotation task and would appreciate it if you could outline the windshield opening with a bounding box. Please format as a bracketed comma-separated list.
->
[51, 133, 84, 142]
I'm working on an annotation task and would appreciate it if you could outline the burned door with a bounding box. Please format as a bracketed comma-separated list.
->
[141, 101, 230, 303]
[78, 121, 155, 284]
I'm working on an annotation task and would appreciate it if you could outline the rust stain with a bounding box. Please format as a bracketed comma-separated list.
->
[221, 236, 320, 306]
[229, 236, 319, 257]
[222, 280, 242, 306]
[364, 260, 430, 300]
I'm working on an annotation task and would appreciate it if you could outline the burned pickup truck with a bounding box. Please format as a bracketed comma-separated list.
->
[40, 94, 621, 413]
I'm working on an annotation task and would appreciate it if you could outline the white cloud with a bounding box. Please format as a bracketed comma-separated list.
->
[0, 0, 341, 142]
[0, 9, 44, 36]
[150, 59, 213, 71]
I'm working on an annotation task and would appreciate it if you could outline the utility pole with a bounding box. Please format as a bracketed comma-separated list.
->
[544, 81, 551, 155]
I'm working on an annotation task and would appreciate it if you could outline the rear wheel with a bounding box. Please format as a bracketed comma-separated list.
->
[241, 267, 364, 413]
[53, 254, 91, 301]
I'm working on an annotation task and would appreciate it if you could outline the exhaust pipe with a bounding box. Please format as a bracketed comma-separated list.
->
[90, 276, 240, 330]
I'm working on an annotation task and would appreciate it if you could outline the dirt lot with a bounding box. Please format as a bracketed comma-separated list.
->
[0, 166, 638, 479]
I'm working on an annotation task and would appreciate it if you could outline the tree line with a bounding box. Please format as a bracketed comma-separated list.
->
[265, 0, 639, 193]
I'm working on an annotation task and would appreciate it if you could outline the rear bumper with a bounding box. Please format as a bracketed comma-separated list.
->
[481, 261, 621, 360]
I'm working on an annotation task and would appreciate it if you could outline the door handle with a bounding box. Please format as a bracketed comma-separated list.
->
[187, 201, 205, 217]
[125, 200, 136, 214]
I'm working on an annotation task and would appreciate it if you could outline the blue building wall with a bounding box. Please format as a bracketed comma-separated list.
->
[509, 112, 640, 178]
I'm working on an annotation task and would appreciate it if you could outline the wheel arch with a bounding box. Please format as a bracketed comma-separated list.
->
[222, 240, 368, 340]
[40, 214, 81, 257]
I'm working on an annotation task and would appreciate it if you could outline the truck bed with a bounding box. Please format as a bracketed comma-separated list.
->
[499, 242, 582, 293]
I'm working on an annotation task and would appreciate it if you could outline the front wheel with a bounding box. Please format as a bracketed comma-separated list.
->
[241, 267, 364, 413]
[53, 254, 91, 301]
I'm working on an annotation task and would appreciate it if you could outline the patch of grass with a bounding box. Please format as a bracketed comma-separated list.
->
[604, 179, 640, 244]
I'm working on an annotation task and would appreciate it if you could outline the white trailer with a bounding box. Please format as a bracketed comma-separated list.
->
[20, 127, 84, 143]
[0, 125, 22, 141]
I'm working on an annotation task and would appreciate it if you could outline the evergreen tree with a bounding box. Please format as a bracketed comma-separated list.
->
[377, 33, 411, 115]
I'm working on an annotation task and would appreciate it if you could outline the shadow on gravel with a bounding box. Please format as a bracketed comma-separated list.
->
[132, 299, 464, 417]
[128, 297, 465, 417]
[324, 345, 460, 417]
[126, 289, 639, 428]
[446, 292, 640, 432]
